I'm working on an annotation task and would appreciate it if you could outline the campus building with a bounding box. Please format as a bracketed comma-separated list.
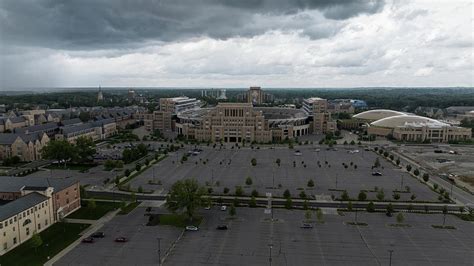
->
[0, 133, 50, 161]
[176, 103, 310, 142]
[237, 87, 275, 105]
[159, 97, 201, 115]
[355, 109, 472, 143]
[303, 98, 337, 134]
[0, 177, 80, 255]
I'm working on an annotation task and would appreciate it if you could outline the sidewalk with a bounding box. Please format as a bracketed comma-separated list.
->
[44, 209, 120, 266]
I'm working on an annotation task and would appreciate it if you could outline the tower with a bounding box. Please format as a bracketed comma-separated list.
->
[97, 86, 104, 102]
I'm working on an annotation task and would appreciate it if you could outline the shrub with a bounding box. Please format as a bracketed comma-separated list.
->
[414, 169, 420, 176]
[285, 198, 292, 209]
[251, 158, 257, 166]
[124, 169, 131, 177]
[283, 189, 291, 199]
[406, 165, 412, 172]
[393, 193, 401, 200]
[249, 196, 257, 208]
[410, 194, 417, 201]
[307, 179, 315, 187]
[386, 203, 394, 214]
[223, 187, 229, 194]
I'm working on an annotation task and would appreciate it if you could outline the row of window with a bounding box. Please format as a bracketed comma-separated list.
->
[0, 201, 48, 229]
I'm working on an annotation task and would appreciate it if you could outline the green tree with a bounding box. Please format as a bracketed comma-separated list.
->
[285, 198, 292, 209]
[422, 173, 429, 182]
[283, 189, 291, 199]
[396, 212, 404, 224]
[249, 196, 257, 207]
[406, 165, 412, 172]
[223, 187, 229, 194]
[393, 193, 400, 200]
[307, 179, 315, 187]
[366, 201, 375, 212]
[229, 204, 236, 217]
[413, 169, 420, 176]
[75, 136, 96, 163]
[251, 158, 257, 166]
[88, 199, 96, 209]
[79, 111, 91, 122]
[358, 191, 367, 201]
[235, 186, 244, 196]
[135, 163, 142, 172]
[341, 190, 350, 201]
[316, 208, 324, 223]
[245, 177, 253, 186]
[275, 158, 281, 166]
[41, 139, 76, 168]
[376, 189, 385, 201]
[29, 232, 43, 252]
[305, 209, 312, 221]
[347, 201, 353, 211]
[386, 203, 394, 214]
[251, 189, 259, 197]
[299, 190, 307, 199]
[138, 186, 143, 193]
[165, 178, 207, 221]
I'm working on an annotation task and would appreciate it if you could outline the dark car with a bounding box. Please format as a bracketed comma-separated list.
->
[216, 225, 228, 230]
[91, 232, 105, 238]
[372, 172, 383, 176]
[300, 223, 313, 229]
[82, 237, 95, 243]
[386, 212, 393, 217]
[115, 237, 128, 243]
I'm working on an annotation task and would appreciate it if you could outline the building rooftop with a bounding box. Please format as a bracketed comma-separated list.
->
[0, 176, 78, 193]
[0, 192, 48, 222]
[371, 115, 451, 129]
[353, 109, 406, 121]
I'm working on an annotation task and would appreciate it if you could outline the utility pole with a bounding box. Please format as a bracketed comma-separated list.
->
[400, 175, 404, 191]
[268, 244, 273, 266]
[335, 174, 338, 190]
[388, 249, 394, 266]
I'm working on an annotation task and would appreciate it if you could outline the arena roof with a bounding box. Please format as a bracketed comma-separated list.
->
[353, 109, 406, 121]
[370, 115, 450, 128]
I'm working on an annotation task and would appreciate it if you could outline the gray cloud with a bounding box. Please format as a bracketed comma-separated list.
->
[0, 0, 384, 50]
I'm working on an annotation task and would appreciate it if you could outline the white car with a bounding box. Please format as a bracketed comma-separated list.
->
[185, 226, 199, 231]
[294, 150, 302, 156]
[221, 205, 227, 211]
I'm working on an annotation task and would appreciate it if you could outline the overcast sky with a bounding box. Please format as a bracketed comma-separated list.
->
[0, 0, 472, 89]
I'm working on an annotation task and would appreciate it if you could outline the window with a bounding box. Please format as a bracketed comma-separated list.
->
[13, 238, 17, 244]
[23, 219, 31, 226]
[38, 223, 41, 230]
[3, 243, 6, 250]
[26, 228, 29, 236]
[45, 220, 48, 226]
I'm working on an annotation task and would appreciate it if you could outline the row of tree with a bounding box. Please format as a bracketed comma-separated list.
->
[41, 137, 96, 166]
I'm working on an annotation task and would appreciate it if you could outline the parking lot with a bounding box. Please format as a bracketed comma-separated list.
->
[55, 205, 182, 266]
[56, 206, 474, 266]
[129, 145, 440, 202]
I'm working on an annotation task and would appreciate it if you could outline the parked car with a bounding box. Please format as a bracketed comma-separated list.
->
[185, 226, 199, 231]
[115, 237, 128, 242]
[82, 237, 95, 243]
[386, 212, 393, 217]
[91, 232, 105, 238]
[204, 206, 211, 210]
[221, 205, 227, 211]
[300, 223, 313, 229]
[372, 172, 383, 176]
[294, 150, 302, 156]
[216, 225, 228, 230]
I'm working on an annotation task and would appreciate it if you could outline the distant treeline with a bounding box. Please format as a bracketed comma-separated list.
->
[1, 87, 473, 112]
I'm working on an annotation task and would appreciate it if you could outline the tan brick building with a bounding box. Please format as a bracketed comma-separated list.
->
[0, 133, 50, 161]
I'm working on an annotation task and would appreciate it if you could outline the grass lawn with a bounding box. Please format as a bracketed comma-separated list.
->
[46, 163, 97, 171]
[147, 213, 202, 228]
[118, 201, 140, 215]
[67, 200, 118, 220]
[0, 222, 90, 266]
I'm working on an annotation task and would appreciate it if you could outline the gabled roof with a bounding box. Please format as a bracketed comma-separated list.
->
[14, 122, 58, 134]
[61, 123, 95, 135]
[61, 118, 82, 126]
[0, 176, 78, 193]
[0, 134, 20, 145]
[0, 192, 48, 221]
[10, 117, 26, 123]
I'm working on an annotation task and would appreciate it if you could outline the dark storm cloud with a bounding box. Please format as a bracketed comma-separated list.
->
[0, 0, 384, 49]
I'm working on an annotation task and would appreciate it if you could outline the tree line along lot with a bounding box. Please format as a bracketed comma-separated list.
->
[129, 146, 440, 202]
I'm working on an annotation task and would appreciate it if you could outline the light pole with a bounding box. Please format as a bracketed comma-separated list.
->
[400, 175, 404, 191]
[157, 237, 161, 265]
[450, 181, 454, 197]
[388, 249, 394, 266]
[335, 174, 338, 190]
[268, 244, 273, 266]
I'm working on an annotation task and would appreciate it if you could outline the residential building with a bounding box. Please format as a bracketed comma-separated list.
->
[0, 133, 50, 161]
[0, 117, 27, 133]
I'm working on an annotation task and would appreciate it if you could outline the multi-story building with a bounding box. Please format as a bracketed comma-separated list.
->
[55, 123, 101, 143]
[0, 177, 81, 221]
[143, 111, 172, 132]
[0, 117, 27, 133]
[0, 192, 54, 255]
[92, 118, 117, 139]
[238, 87, 274, 105]
[176, 103, 310, 142]
[0, 133, 50, 161]
[303, 98, 337, 134]
[159, 97, 201, 115]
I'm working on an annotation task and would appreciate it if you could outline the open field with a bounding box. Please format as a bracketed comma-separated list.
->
[128, 145, 440, 202]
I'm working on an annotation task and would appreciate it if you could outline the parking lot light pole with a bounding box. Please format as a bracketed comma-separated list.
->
[268, 244, 273, 266]
[157, 237, 161, 266]
[388, 249, 394, 266]
[400, 175, 404, 191]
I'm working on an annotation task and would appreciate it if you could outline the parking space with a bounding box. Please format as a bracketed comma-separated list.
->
[129, 146, 439, 202]
[55, 206, 182, 266]
[166, 208, 474, 265]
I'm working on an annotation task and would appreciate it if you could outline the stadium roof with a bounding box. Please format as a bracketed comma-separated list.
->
[371, 115, 450, 128]
[353, 109, 406, 121]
